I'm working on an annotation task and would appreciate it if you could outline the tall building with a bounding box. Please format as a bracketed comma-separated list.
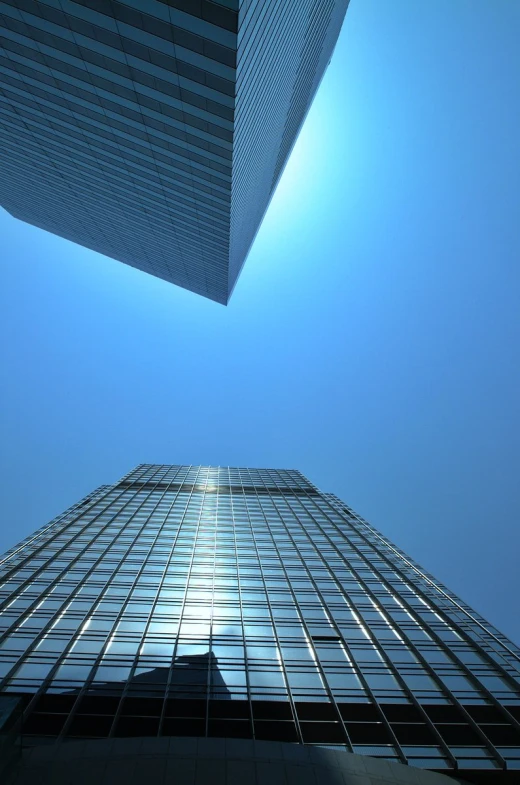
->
[0, 1, 349, 304]
[1, 465, 519, 785]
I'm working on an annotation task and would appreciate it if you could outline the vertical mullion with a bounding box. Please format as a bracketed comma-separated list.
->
[307, 492, 506, 769]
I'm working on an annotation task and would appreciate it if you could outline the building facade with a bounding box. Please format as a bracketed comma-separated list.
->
[0, 465, 519, 784]
[0, 1, 349, 303]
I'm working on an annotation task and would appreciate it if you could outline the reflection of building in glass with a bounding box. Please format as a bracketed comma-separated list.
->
[0, 465, 519, 783]
[76, 651, 231, 701]
[0, 2, 349, 303]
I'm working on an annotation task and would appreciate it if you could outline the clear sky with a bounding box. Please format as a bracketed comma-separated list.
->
[1, 1, 519, 644]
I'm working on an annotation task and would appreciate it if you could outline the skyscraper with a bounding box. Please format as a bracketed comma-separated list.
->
[0, 1, 349, 303]
[0, 465, 519, 784]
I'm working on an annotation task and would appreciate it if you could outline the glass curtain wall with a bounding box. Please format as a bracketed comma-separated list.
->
[0, 465, 519, 779]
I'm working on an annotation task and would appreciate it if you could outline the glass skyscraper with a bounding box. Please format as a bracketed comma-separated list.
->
[0, 465, 519, 784]
[0, 1, 349, 303]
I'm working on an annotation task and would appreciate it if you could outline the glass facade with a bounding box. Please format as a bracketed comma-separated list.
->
[0, 464, 519, 782]
[0, 1, 349, 303]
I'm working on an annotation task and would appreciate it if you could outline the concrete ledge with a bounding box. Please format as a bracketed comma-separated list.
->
[5, 736, 468, 785]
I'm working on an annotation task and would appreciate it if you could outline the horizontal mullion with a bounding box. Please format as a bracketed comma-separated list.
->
[0, 125, 230, 229]
[0, 59, 233, 144]
[0, 94, 232, 183]
[0, 121, 230, 208]
[2, 3, 235, 95]
[0, 135, 231, 223]
[0, 24, 234, 115]
[0, 155, 231, 249]
[0, 86, 231, 209]
[0, 116, 230, 201]
[0, 30, 234, 124]
[0, 77, 233, 163]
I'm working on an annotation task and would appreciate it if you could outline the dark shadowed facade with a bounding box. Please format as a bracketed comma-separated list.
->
[0, 465, 519, 783]
[0, 1, 349, 303]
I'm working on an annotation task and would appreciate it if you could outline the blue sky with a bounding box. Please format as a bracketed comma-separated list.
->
[1, 1, 519, 644]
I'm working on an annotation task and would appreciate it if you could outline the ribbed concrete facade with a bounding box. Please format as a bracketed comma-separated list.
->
[0, 1, 349, 303]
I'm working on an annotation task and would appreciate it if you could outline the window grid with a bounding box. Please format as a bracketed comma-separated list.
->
[0, 465, 519, 775]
